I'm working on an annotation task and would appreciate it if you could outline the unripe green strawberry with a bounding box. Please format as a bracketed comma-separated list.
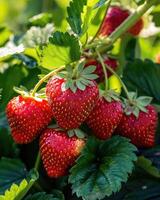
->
[100, 6, 144, 36]
[6, 95, 52, 144]
[46, 76, 99, 130]
[116, 105, 157, 148]
[86, 97, 123, 140]
[40, 128, 85, 178]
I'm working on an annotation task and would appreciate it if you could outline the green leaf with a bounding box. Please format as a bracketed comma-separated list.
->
[0, 158, 38, 195]
[122, 164, 160, 200]
[67, 0, 87, 35]
[0, 65, 27, 111]
[0, 170, 38, 200]
[137, 156, 160, 178]
[67, 0, 111, 39]
[25, 190, 64, 200]
[81, 0, 111, 43]
[114, 146, 160, 199]
[51, 190, 65, 200]
[82, 0, 111, 35]
[69, 136, 137, 200]
[40, 32, 81, 69]
[0, 128, 18, 158]
[0, 64, 40, 111]
[123, 59, 160, 103]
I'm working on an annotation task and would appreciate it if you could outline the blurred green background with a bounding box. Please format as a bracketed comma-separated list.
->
[0, 0, 69, 32]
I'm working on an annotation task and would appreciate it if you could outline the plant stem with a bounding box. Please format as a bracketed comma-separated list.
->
[98, 0, 158, 53]
[105, 65, 131, 101]
[96, 50, 108, 92]
[34, 151, 41, 170]
[85, 0, 158, 54]
[31, 66, 65, 96]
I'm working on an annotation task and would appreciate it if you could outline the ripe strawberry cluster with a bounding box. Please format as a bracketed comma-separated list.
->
[6, 6, 157, 179]
[6, 70, 158, 178]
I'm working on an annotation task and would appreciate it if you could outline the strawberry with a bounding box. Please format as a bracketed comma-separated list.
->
[40, 128, 85, 178]
[46, 63, 99, 130]
[117, 105, 157, 148]
[116, 93, 158, 147]
[129, 18, 144, 36]
[100, 6, 143, 36]
[85, 58, 117, 83]
[86, 93, 123, 140]
[6, 95, 52, 144]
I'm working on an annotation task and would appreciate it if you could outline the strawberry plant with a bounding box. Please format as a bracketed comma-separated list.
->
[0, 0, 160, 199]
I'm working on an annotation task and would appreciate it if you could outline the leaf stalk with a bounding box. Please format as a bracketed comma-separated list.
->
[31, 66, 65, 96]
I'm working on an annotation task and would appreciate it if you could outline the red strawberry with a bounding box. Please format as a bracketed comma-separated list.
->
[128, 18, 144, 36]
[100, 6, 143, 36]
[46, 76, 99, 130]
[6, 95, 52, 144]
[40, 128, 85, 178]
[116, 105, 157, 148]
[86, 97, 123, 140]
[85, 58, 117, 83]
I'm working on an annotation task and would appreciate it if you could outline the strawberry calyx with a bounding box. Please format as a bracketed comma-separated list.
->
[123, 92, 153, 117]
[48, 124, 64, 131]
[13, 86, 29, 96]
[67, 129, 87, 139]
[100, 89, 121, 102]
[13, 86, 47, 99]
[48, 124, 87, 139]
[59, 61, 98, 93]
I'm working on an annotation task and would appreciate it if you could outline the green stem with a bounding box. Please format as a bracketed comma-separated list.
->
[31, 66, 65, 96]
[85, 0, 158, 54]
[96, 50, 108, 92]
[109, 0, 157, 43]
[86, 38, 111, 49]
[105, 64, 131, 101]
[98, 0, 158, 53]
[34, 151, 41, 170]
